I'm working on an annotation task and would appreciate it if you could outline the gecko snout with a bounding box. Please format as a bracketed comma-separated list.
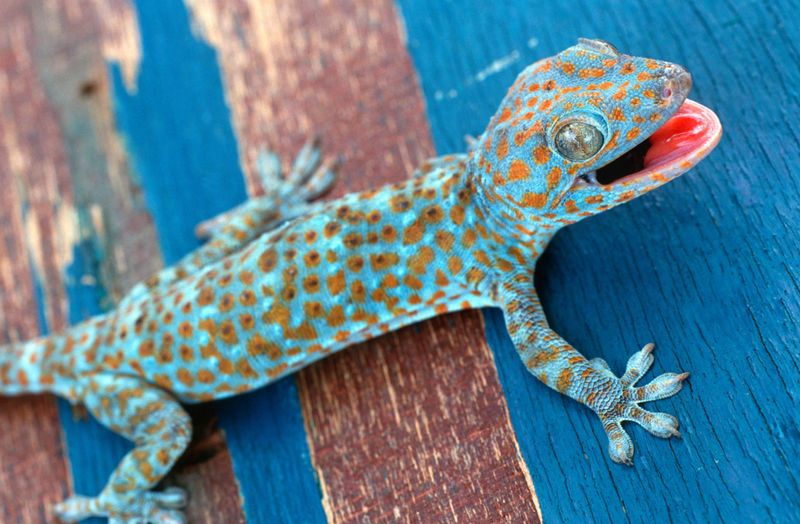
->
[660, 63, 692, 99]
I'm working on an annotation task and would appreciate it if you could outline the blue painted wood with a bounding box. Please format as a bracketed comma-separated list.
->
[100, 0, 326, 522]
[398, 0, 800, 522]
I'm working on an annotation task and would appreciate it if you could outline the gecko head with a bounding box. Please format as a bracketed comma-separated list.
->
[470, 38, 721, 224]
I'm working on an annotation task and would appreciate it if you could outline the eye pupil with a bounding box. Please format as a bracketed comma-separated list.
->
[554, 121, 604, 161]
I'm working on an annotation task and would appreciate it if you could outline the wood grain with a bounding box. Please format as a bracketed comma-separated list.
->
[0, 3, 74, 520]
[399, 0, 800, 522]
[0, 1, 245, 521]
[183, 0, 540, 521]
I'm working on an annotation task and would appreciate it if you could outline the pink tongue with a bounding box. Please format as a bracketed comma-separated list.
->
[643, 104, 709, 167]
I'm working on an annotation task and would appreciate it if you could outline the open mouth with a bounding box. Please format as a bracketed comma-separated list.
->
[590, 99, 721, 186]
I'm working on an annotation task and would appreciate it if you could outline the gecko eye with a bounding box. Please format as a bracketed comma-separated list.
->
[554, 121, 604, 161]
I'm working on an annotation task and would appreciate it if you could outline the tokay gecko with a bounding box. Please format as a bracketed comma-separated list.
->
[0, 39, 721, 523]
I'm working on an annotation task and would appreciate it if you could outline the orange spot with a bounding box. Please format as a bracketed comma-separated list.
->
[449, 205, 465, 225]
[434, 230, 455, 251]
[327, 306, 346, 327]
[626, 128, 641, 141]
[546, 166, 562, 190]
[197, 287, 215, 306]
[448, 255, 463, 274]
[257, 249, 278, 273]
[403, 221, 425, 245]
[533, 145, 551, 165]
[462, 228, 477, 248]
[508, 159, 531, 181]
[556, 369, 573, 392]
[408, 246, 435, 274]
[350, 280, 366, 302]
[346, 256, 365, 272]
[521, 192, 547, 208]
[381, 224, 397, 242]
[578, 68, 605, 79]
[218, 293, 235, 312]
[403, 274, 424, 290]
[323, 221, 341, 238]
[496, 135, 509, 160]
[370, 252, 399, 271]
[177, 369, 194, 386]
[304, 301, 324, 318]
[609, 107, 626, 121]
[466, 268, 485, 284]
[302, 275, 320, 293]
[218, 320, 239, 345]
[423, 205, 444, 224]
[197, 370, 215, 384]
[327, 270, 346, 295]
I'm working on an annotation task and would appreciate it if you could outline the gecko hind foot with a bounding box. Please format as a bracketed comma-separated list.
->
[54, 486, 187, 524]
[589, 343, 689, 465]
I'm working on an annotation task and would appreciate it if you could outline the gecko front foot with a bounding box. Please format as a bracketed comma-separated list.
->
[195, 137, 339, 239]
[585, 344, 689, 465]
[54, 486, 187, 524]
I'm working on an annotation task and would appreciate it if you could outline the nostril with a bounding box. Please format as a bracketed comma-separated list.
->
[661, 64, 692, 97]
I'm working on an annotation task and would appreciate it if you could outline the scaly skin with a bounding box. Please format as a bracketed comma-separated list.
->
[0, 39, 721, 523]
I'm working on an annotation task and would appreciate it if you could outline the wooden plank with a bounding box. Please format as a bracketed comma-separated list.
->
[399, 0, 800, 522]
[184, 0, 540, 521]
[0, 3, 74, 521]
[0, 1, 246, 521]
[106, 0, 323, 521]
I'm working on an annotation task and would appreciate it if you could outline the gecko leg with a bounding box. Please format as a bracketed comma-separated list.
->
[195, 137, 337, 239]
[499, 274, 688, 465]
[121, 138, 338, 306]
[54, 374, 191, 523]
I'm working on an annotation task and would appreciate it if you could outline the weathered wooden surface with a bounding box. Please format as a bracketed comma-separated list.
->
[1, 1, 245, 522]
[0, 2, 79, 520]
[1, 0, 539, 522]
[2, 0, 798, 522]
[399, 0, 800, 522]
[162, 0, 539, 521]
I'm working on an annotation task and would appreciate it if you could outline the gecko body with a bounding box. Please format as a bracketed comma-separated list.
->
[0, 39, 721, 523]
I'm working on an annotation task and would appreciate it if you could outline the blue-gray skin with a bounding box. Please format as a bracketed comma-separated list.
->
[0, 39, 721, 523]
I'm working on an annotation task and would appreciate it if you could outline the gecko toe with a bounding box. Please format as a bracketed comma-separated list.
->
[634, 371, 689, 402]
[623, 404, 681, 438]
[620, 343, 655, 386]
[602, 418, 635, 465]
[145, 486, 188, 509]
